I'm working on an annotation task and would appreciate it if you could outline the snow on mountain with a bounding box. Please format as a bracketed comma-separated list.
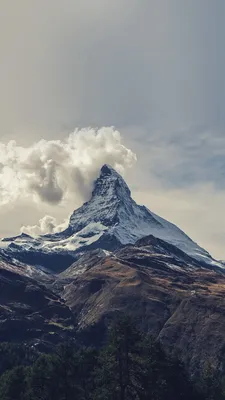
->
[1, 164, 223, 270]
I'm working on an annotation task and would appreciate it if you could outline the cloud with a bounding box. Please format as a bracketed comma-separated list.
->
[124, 125, 225, 191]
[0, 127, 136, 207]
[20, 215, 69, 236]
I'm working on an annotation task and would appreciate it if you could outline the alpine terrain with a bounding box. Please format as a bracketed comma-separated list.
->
[1, 165, 225, 375]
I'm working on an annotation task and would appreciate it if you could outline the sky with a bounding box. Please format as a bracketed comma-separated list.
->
[0, 0, 225, 259]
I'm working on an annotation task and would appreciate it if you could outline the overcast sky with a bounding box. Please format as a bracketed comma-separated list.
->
[0, 0, 225, 259]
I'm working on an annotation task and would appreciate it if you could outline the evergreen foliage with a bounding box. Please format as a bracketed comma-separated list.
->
[0, 317, 221, 399]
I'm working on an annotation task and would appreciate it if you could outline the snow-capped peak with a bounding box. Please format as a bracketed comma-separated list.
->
[1, 164, 224, 270]
[68, 165, 133, 232]
[65, 165, 219, 267]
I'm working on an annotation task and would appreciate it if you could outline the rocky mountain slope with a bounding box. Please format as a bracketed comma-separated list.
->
[56, 236, 225, 374]
[0, 255, 75, 348]
[0, 164, 222, 271]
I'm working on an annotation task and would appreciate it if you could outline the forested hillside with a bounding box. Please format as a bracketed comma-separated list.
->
[0, 317, 223, 400]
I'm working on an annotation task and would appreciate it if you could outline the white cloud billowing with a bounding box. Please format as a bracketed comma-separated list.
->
[20, 215, 69, 236]
[0, 127, 136, 207]
[0, 127, 136, 236]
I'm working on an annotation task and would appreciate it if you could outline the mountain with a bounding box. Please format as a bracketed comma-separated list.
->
[1, 165, 225, 374]
[1, 230, 225, 375]
[0, 164, 222, 271]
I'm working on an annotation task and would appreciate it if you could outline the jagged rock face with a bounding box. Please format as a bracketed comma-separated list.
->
[68, 164, 134, 232]
[0, 164, 221, 270]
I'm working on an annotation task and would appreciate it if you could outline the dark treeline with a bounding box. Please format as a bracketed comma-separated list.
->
[0, 317, 223, 400]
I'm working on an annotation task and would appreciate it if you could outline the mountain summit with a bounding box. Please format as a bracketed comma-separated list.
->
[91, 164, 131, 198]
[0, 164, 221, 270]
[68, 164, 133, 233]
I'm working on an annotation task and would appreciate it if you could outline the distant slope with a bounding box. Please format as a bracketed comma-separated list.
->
[0, 254, 75, 346]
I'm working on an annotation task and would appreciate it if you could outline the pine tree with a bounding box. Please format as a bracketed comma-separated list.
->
[94, 316, 144, 399]
[0, 365, 28, 400]
[26, 353, 59, 400]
